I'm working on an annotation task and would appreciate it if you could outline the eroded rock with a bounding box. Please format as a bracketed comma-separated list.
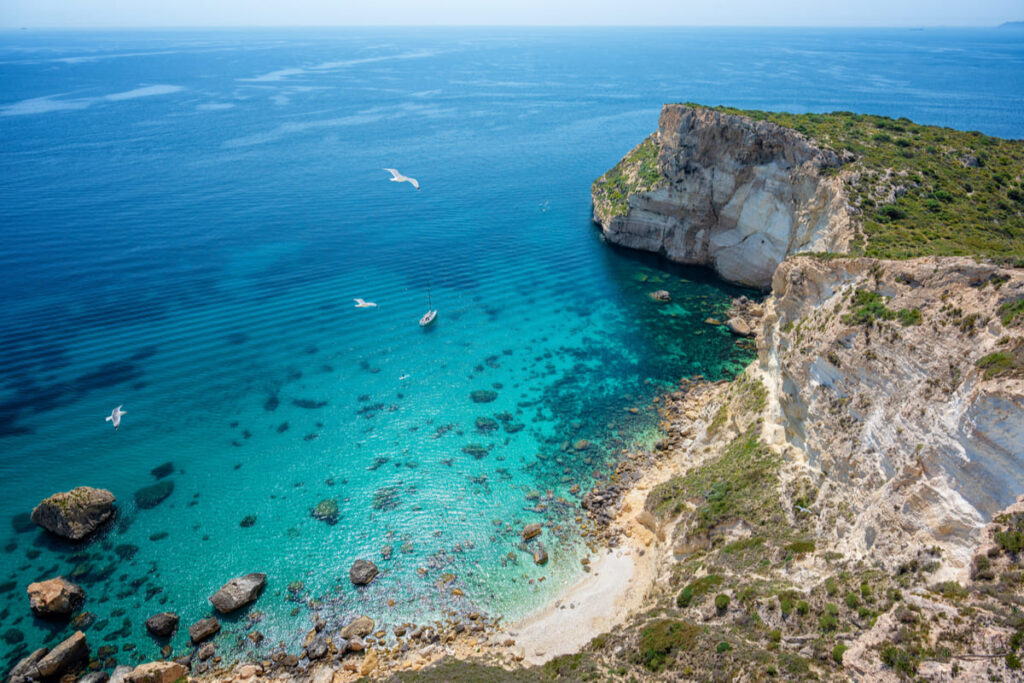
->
[31, 487, 115, 540]
[27, 576, 85, 617]
[210, 573, 266, 613]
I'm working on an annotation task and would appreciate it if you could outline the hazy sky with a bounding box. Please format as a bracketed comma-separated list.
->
[1, 0, 1020, 28]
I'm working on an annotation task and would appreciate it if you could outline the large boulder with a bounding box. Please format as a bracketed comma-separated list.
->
[144, 612, 179, 637]
[27, 576, 85, 617]
[31, 487, 115, 540]
[349, 559, 378, 586]
[339, 615, 374, 639]
[127, 661, 188, 683]
[8, 647, 49, 683]
[209, 573, 266, 613]
[36, 631, 88, 678]
[188, 616, 220, 643]
[521, 523, 542, 541]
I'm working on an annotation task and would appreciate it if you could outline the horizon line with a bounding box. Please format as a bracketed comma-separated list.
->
[0, 23, 1018, 30]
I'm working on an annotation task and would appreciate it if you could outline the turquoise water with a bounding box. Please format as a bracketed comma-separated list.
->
[1, 27, 1023, 672]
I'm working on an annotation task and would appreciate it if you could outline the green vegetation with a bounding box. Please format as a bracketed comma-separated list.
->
[694, 105, 1024, 261]
[995, 512, 1024, 554]
[832, 643, 849, 665]
[646, 428, 781, 530]
[637, 619, 701, 672]
[785, 540, 816, 555]
[716, 641, 733, 654]
[999, 299, 1024, 326]
[841, 289, 921, 327]
[715, 593, 731, 611]
[591, 134, 664, 220]
[881, 644, 917, 676]
[976, 340, 1024, 379]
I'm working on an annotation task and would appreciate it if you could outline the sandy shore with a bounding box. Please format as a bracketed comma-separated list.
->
[503, 433, 693, 665]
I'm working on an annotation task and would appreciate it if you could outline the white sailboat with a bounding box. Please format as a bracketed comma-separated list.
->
[419, 286, 437, 327]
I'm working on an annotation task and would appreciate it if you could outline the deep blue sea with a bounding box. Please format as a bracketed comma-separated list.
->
[1, 27, 1022, 672]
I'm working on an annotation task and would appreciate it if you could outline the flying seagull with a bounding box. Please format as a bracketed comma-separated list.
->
[105, 405, 126, 430]
[353, 298, 377, 308]
[383, 168, 420, 190]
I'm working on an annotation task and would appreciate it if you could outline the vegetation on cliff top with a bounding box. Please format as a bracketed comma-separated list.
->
[704, 105, 1024, 262]
[597, 103, 1024, 262]
[591, 133, 663, 223]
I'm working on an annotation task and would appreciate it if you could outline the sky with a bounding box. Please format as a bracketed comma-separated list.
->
[0, 0, 1020, 28]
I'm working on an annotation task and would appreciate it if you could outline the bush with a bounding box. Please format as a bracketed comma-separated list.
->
[716, 641, 732, 654]
[881, 645, 916, 676]
[786, 540, 816, 555]
[638, 619, 701, 673]
[769, 629, 782, 643]
[797, 600, 810, 615]
[676, 586, 694, 608]
[819, 604, 840, 631]
[845, 592, 860, 609]
[715, 594, 731, 612]
[1008, 652, 1022, 670]
[825, 577, 839, 596]
[833, 643, 849, 664]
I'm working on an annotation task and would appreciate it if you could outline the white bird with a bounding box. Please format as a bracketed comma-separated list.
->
[399, 373, 410, 381]
[383, 168, 420, 191]
[353, 298, 378, 308]
[105, 405, 126, 430]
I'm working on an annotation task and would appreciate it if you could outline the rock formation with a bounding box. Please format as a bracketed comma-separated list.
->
[592, 104, 854, 289]
[349, 559, 379, 586]
[27, 576, 85, 617]
[126, 661, 188, 683]
[188, 616, 220, 643]
[31, 486, 115, 540]
[144, 612, 179, 637]
[210, 573, 266, 613]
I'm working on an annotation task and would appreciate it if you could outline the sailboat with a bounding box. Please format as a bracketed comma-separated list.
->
[419, 285, 437, 327]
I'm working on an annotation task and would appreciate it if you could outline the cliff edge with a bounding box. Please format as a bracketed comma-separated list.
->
[592, 104, 855, 289]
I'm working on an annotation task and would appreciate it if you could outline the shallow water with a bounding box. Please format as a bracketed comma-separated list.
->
[1, 27, 1022, 672]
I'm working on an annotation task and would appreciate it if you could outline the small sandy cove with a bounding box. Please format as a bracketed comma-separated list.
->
[502, 449, 684, 665]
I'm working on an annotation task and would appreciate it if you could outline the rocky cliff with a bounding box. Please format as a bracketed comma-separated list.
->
[592, 105, 855, 289]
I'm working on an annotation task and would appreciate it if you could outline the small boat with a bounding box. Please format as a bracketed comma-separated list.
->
[419, 286, 437, 327]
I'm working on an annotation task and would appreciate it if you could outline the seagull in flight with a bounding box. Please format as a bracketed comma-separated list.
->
[354, 298, 378, 308]
[383, 168, 420, 191]
[105, 405, 126, 430]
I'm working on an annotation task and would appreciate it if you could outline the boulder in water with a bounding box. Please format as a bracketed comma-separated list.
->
[149, 462, 174, 480]
[339, 615, 374, 639]
[209, 573, 266, 613]
[144, 612, 179, 638]
[349, 559, 379, 586]
[470, 390, 497, 403]
[522, 523, 542, 541]
[31, 487, 115, 540]
[311, 499, 339, 525]
[188, 617, 220, 643]
[649, 290, 672, 302]
[27, 577, 85, 617]
[127, 661, 188, 683]
[36, 631, 88, 678]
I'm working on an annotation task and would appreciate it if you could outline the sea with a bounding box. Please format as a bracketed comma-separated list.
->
[1, 27, 1022, 672]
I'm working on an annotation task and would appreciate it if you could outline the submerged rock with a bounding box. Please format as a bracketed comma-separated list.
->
[649, 290, 672, 302]
[8, 647, 49, 683]
[188, 617, 220, 643]
[532, 543, 549, 565]
[149, 462, 174, 480]
[462, 444, 490, 460]
[11, 512, 35, 534]
[134, 481, 174, 510]
[521, 523, 543, 541]
[349, 559, 379, 586]
[144, 612, 179, 638]
[311, 499, 339, 525]
[127, 661, 188, 683]
[31, 487, 115, 540]
[210, 573, 266, 613]
[340, 615, 374, 639]
[27, 576, 85, 617]
[470, 390, 498, 403]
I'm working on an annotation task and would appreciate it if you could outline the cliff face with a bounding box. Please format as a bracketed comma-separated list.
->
[758, 256, 1024, 574]
[592, 105, 855, 289]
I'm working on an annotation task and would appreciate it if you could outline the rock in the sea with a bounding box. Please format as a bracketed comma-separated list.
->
[11, 512, 35, 534]
[649, 290, 672, 302]
[149, 462, 175, 480]
[127, 661, 188, 683]
[79, 672, 110, 683]
[31, 487, 115, 540]
[8, 647, 49, 683]
[134, 481, 174, 510]
[470, 390, 498, 403]
[144, 612, 179, 637]
[36, 630, 88, 678]
[521, 523, 542, 541]
[210, 573, 266, 613]
[311, 498, 339, 525]
[726, 317, 753, 337]
[339, 615, 374, 639]
[27, 576, 85, 617]
[532, 544, 548, 565]
[349, 559, 379, 586]
[109, 665, 135, 683]
[188, 616, 220, 643]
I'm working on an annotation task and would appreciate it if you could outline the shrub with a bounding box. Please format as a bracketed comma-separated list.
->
[1008, 652, 1022, 670]
[676, 586, 694, 608]
[881, 645, 916, 676]
[716, 641, 732, 654]
[715, 594, 731, 612]
[819, 604, 840, 631]
[769, 629, 782, 643]
[833, 643, 849, 664]
[786, 540, 816, 555]
[797, 600, 810, 615]
[845, 592, 860, 609]
[825, 577, 839, 596]
[638, 619, 701, 673]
